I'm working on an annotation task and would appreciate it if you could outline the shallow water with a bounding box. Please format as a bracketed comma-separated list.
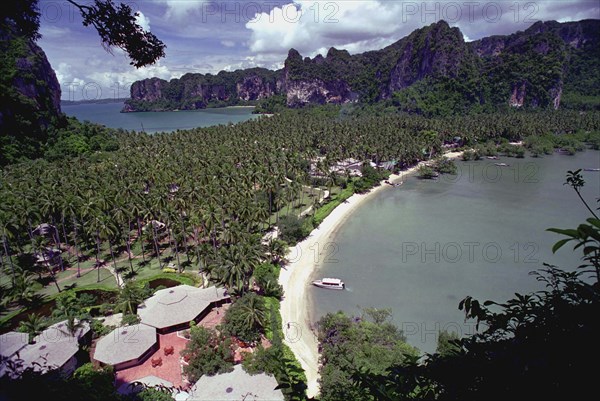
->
[310, 151, 600, 353]
[62, 102, 258, 133]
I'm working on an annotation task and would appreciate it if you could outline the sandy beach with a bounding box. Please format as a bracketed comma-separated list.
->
[279, 151, 463, 397]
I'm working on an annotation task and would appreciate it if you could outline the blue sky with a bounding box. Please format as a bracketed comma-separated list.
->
[37, 0, 599, 100]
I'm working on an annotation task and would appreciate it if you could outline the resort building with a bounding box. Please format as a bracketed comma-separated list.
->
[0, 320, 90, 379]
[0, 332, 28, 378]
[91, 284, 232, 393]
[93, 324, 158, 371]
[187, 365, 284, 401]
[328, 158, 364, 177]
[378, 160, 397, 170]
[137, 285, 230, 334]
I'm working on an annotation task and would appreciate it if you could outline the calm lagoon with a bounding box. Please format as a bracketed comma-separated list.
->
[62, 102, 258, 133]
[310, 151, 600, 353]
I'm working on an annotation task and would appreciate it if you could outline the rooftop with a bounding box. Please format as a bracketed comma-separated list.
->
[138, 285, 229, 330]
[0, 320, 90, 378]
[0, 332, 28, 358]
[36, 320, 91, 343]
[94, 324, 157, 366]
[188, 365, 284, 401]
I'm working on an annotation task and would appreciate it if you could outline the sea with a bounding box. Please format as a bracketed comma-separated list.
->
[62, 101, 258, 133]
[310, 151, 600, 353]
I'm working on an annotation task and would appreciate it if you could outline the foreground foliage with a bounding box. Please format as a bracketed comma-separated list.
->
[317, 308, 419, 401]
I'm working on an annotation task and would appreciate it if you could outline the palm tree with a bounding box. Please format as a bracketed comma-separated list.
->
[114, 202, 135, 276]
[63, 313, 84, 336]
[266, 238, 288, 266]
[19, 314, 47, 344]
[0, 283, 9, 319]
[96, 214, 119, 283]
[9, 268, 38, 306]
[239, 294, 266, 334]
[0, 221, 16, 285]
[115, 281, 146, 315]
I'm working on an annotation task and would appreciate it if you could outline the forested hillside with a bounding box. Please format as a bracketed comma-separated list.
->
[126, 19, 600, 113]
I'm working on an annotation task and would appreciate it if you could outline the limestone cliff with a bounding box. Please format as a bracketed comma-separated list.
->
[123, 68, 280, 112]
[125, 19, 599, 112]
[387, 20, 476, 93]
[0, 22, 62, 163]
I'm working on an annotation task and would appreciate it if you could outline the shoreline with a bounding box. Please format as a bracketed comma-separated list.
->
[279, 151, 463, 397]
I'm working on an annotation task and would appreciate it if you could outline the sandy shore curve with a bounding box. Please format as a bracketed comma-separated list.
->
[279, 151, 463, 397]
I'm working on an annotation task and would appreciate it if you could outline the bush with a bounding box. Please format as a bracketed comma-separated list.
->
[254, 263, 283, 298]
[279, 215, 312, 244]
[353, 163, 390, 194]
[71, 363, 116, 400]
[77, 293, 97, 307]
[221, 293, 266, 344]
[121, 314, 140, 326]
[353, 177, 374, 193]
[90, 319, 114, 338]
[463, 149, 482, 161]
[136, 388, 175, 401]
[434, 157, 457, 174]
[515, 147, 526, 158]
[98, 303, 114, 315]
[462, 150, 475, 161]
[242, 345, 281, 375]
[418, 165, 438, 179]
[181, 326, 233, 382]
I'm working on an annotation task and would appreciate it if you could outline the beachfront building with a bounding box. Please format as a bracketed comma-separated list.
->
[378, 160, 397, 170]
[137, 285, 230, 334]
[0, 320, 91, 379]
[187, 365, 284, 401]
[329, 158, 363, 177]
[93, 324, 158, 371]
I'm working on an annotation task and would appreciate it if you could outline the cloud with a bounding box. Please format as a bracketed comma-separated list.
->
[246, 1, 427, 57]
[88, 63, 175, 92]
[38, 0, 598, 100]
[39, 25, 70, 39]
[245, 0, 600, 59]
[161, 0, 207, 20]
[135, 11, 151, 31]
[223, 55, 284, 72]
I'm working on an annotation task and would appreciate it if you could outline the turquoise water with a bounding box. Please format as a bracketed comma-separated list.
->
[62, 102, 258, 133]
[310, 151, 600, 353]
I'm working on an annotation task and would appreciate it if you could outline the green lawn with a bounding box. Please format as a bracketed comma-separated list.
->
[313, 183, 355, 225]
[39, 267, 116, 296]
[268, 185, 337, 224]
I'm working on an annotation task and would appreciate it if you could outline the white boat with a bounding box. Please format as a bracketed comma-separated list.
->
[494, 162, 510, 167]
[312, 277, 345, 290]
[583, 168, 599, 172]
